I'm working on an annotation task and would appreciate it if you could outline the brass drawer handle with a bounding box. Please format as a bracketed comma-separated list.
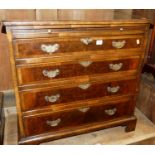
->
[42, 69, 60, 78]
[78, 107, 90, 113]
[112, 40, 126, 49]
[78, 83, 91, 90]
[79, 61, 93, 67]
[109, 63, 123, 71]
[107, 86, 120, 93]
[45, 94, 60, 103]
[105, 108, 117, 116]
[46, 118, 61, 127]
[81, 38, 93, 45]
[41, 43, 60, 54]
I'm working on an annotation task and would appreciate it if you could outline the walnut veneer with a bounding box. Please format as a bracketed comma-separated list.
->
[2, 20, 150, 144]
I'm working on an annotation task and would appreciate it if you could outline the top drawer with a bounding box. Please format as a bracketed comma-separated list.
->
[14, 35, 144, 58]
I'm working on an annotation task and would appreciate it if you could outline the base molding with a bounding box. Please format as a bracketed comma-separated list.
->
[18, 116, 137, 145]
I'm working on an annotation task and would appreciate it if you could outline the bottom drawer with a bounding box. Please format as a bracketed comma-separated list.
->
[23, 99, 134, 137]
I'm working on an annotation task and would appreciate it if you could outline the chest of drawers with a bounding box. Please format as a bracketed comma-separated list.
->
[2, 20, 150, 144]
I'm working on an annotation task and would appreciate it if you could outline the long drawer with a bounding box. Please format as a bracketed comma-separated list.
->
[14, 35, 144, 58]
[16, 57, 140, 85]
[23, 98, 134, 137]
[20, 79, 137, 111]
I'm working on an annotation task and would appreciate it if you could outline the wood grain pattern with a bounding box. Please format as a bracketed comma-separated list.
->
[10, 25, 147, 40]
[0, 9, 36, 91]
[36, 10, 58, 20]
[5, 107, 154, 145]
[4, 10, 36, 20]
[19, 116, 137, 144]
[18, 70, 138, 92]
[0, 9, 154, 91]
[0, 26, 12, 90]
[57, 9, 114, 21]
[23, 99, 133, 137]
[20, 79, 137, 111]
[14, 35, 144, 58]
[132, 9, 155, 23]
[6, 30, 25, 137]
[114, 10, 132, 19]
[137, 78, 155, 123]
[16, 58, 140, 85]
[15, 49, 143, 65]
[2, 20, 150, 144]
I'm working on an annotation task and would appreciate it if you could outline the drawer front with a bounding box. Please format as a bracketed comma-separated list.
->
[20, 79, 137, 111]
[14, 35, 144, 58]
[17, 58, 140, 85]
[23, 99, 133, 136]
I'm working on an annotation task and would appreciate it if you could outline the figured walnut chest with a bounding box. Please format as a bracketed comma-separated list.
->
[2, 20, 150, 144]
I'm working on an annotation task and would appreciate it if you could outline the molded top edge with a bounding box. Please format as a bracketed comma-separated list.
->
[2, 19, 150, 26]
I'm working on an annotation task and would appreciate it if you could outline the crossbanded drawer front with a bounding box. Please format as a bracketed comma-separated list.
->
[14, 35, 144, 58]
[17, 58, 140, 85]
[20, 79, 137, 111]
[23, 99, 133, 137]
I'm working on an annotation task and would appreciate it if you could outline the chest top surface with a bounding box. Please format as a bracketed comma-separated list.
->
[1, 19, 150, 31]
